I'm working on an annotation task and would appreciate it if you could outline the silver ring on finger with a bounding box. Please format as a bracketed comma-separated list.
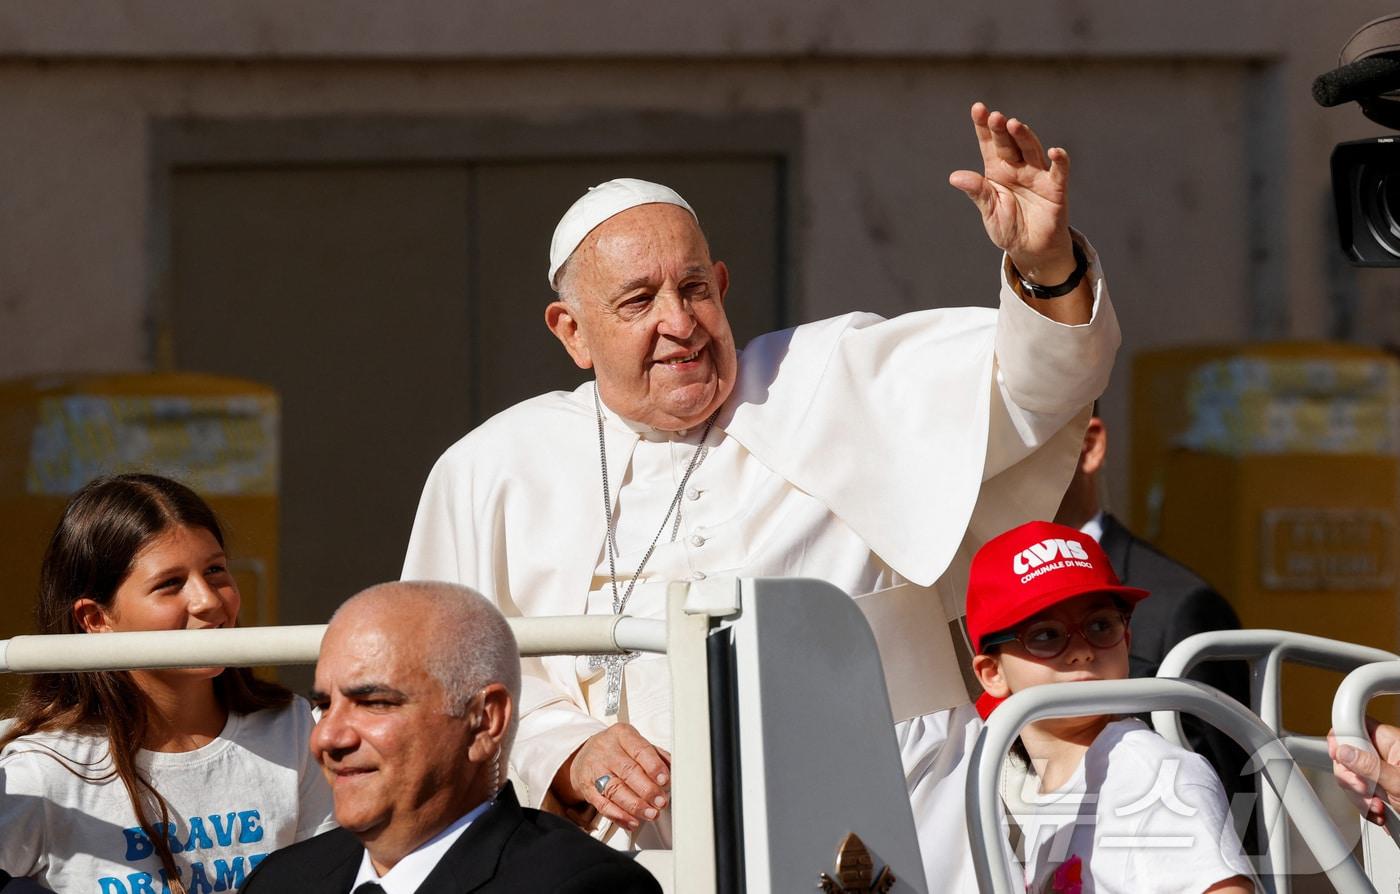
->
[594, 774, 612, 795]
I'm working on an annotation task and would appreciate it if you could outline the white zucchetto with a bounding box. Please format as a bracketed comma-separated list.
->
[547, 178, 697, 288]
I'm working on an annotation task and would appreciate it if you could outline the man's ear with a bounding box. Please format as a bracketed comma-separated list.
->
[972, 653, 1011, 699]
[1080, 416, 1108, 477]
[468, 682, 513, 764]
[545, 301, 593, 370]
[712, 260, 730, 303]
[73, 599, 112, 634]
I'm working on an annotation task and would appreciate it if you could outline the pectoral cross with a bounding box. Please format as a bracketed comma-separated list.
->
[587, 650, 640, 717]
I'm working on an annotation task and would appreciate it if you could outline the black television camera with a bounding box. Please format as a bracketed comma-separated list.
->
[1317, 14, 1400, 266]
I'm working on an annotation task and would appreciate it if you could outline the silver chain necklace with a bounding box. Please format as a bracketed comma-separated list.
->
[589, 383, 716, 715]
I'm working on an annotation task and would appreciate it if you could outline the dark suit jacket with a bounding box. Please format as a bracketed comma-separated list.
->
[0, 871, 52, 893]
[242, 783, 661, 894]
[1100, 513, 1253, 807]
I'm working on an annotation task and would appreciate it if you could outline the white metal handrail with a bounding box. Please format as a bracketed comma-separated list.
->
[0, 615, 668, 673]
[968, 678, 1373, 894]
[1154, 630, 1399, 753]
[1152, 629, 1398, 891]
[1331, 660, 1400, 846]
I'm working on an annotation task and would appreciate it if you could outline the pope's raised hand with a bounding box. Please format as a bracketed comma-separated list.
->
[554, 723, 671, 831]
[949, 101, 1076, 287]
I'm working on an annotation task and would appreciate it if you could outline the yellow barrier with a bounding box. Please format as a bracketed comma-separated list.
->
[1132, 344, 1400, 732]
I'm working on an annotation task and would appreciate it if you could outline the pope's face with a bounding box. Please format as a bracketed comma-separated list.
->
[547, 203, 738, 431]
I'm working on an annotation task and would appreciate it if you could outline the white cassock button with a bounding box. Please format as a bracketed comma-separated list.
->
[690, 571, 707, 581]
[686, 487, 701, 501]
[689, 534, 706, 548]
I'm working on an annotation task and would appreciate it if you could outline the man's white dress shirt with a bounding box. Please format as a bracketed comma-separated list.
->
[350, 798, 493, 894]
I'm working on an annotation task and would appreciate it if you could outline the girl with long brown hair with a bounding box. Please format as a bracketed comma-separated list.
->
[0, 474, 334, 892]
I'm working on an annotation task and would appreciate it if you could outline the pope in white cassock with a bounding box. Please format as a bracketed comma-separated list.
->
[403, 102, 1120, 888]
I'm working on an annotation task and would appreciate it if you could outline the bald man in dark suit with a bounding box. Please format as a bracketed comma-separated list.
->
[243, 582, 660, 894]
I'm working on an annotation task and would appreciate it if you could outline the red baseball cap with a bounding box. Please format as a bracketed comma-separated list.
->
[967, 520, 1149, 718]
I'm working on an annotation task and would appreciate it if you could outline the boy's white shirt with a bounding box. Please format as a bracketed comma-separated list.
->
[1007, 717, 1254, 894]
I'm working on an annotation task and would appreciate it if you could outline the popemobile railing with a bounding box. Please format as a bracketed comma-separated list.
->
[1331, 659, 1400, 889]
[966, 678, 1374, 894]
[1151, 630, 1400, 892]
[0, 616, 667, 674]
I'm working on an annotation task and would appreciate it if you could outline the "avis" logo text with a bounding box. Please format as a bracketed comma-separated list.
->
[1012, 538, 1089, 575]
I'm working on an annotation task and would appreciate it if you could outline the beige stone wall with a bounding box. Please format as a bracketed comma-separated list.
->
[0, 0, 1395, 515]
[0, 2, 1285, 59]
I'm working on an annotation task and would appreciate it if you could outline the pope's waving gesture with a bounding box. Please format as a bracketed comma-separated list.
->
[951, 102, 1092, 325]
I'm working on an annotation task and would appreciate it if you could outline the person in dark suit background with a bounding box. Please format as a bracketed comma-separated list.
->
[243, 581, 661, 894]
[1055, 412, 1253, 807]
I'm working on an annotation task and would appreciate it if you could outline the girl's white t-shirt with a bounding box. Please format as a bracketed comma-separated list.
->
[1009, 718, 1254, 894]
[0, 698, 335, 894]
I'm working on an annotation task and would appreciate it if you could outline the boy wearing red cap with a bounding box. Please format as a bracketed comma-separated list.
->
[967, 521, 1253, 894]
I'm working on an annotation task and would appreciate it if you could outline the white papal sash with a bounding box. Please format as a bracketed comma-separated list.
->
[856, 582, 972, 723]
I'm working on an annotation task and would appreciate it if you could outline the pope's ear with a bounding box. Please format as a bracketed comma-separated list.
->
[73, 598, 112, 634]
[972, 653, 1010, 699]
[712, 260, 730, 302]
[545, 301, 593, 370]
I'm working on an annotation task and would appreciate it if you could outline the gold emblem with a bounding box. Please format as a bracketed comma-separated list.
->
[817, 832, 895, 893]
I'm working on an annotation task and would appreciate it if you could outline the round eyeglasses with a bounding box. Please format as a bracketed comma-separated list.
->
[980, 607, 1129, 659]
